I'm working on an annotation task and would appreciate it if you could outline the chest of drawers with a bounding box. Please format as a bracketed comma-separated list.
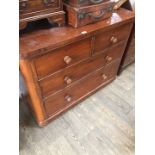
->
[19, 0, 65, 30]
[20, 8, 134, 126]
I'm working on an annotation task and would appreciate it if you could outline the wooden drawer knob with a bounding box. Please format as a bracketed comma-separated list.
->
[102, 74, 107, 80]
[64, 76, 72, 85]
[110, 36, 118, 44]
[64, 56, 72, 64]
[106, 56, 112, 62]
[65, 95, 72, 102]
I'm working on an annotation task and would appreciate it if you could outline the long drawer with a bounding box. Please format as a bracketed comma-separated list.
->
[33, 38, 91, 79]
[39, 41, 126, 97]
[44, 60, 120, 117]
[94, 23, 133, 54]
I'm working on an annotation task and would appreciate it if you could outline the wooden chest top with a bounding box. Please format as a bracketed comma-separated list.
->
[19, 8, 134, 59]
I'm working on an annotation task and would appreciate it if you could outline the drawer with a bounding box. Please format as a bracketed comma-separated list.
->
[94, 23, 133, 54]
[44, 60, 120, 117]
[33, 38, 91, 79]
[19, 0, 60, 14]
[64, 1, 114, 28]
[39, 41, 125, 97]
[96, 41, 127, 62]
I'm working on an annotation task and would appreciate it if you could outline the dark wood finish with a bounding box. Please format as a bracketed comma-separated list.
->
[93, 23, 132, 54]
[121, 27, 135, 67]
[20, 59, 48, 126]
[63, 1, 114, 28]
[47, 11, 66, 26]
[122, 0, 133, 10]
[19, 0, 65, 29]
[19, 0, 60, 14]
[64, 0, 110, 7]
[20, 9, 134, 126]
[118, 0, 135, 73]
[44, 60, 120, 116]
[33, 38, 91, 79]
[20, 8, 134, 59]
[39, 41, 126, 97]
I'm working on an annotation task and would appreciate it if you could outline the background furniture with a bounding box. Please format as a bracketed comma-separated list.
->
[19, 0, 65, 30]
[63, 1, 114, 28]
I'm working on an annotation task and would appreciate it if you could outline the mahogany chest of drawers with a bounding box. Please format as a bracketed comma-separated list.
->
[20, 8, 134, 126]
[19, 0, 65, 30]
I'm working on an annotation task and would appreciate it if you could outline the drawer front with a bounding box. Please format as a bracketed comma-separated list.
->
[19, 0, 60, 14]
[94, 23, 133, 54]
[44, 60, 120, 116]
[39, 41, 125, 97]
[97, 41, 126, 63]
[34, 38, 91, 79]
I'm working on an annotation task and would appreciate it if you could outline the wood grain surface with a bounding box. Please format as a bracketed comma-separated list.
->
[19, 8, 135, 59]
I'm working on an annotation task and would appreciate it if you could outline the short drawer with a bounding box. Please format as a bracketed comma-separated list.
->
[33, 38, 91, 79]
[94, 23, 133, 54]
[97, 41, 127, 63]
[39, 41, 125, 97]
[44, 60, 120, 117]
[19, 0, 60, 14]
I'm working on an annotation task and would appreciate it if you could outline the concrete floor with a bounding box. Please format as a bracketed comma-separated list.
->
[19, 63, 135, 155]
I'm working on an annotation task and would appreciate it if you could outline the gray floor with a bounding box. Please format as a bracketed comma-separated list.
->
[19, 63, 135, 155]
